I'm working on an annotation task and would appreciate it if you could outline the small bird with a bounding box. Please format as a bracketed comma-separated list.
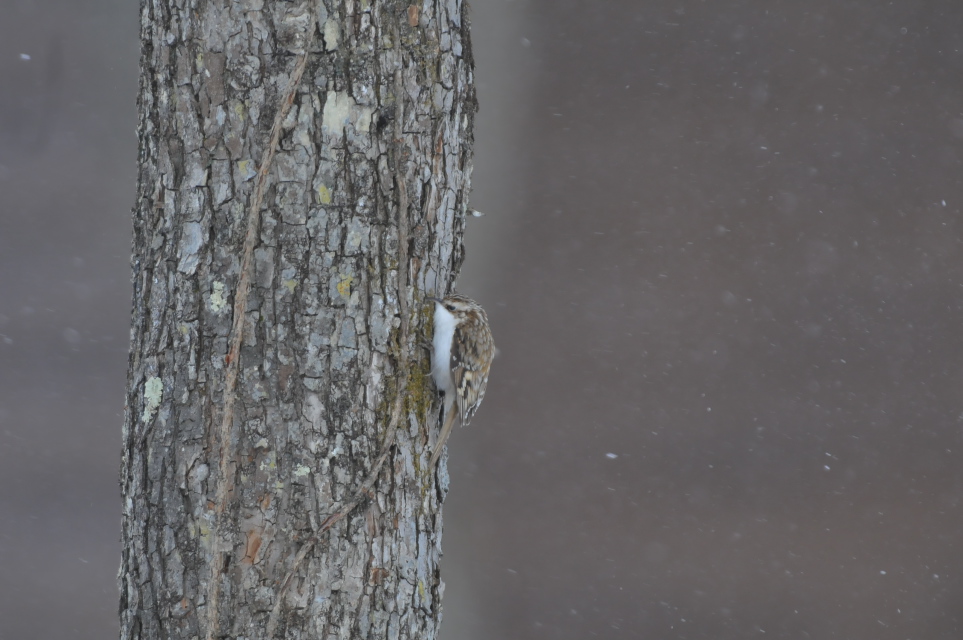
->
[427, 293, 495, 469]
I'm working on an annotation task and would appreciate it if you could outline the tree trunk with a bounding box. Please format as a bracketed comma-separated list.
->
[119, 1, 475, 638]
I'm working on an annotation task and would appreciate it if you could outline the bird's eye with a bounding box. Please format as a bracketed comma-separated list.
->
[446, 304, 456, 312]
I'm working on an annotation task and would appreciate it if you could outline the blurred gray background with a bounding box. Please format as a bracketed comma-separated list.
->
[3, 1, 963, 638]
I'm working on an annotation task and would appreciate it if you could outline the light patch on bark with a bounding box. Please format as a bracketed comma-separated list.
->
[321, 90, 374, 136]
[177, 222, 205, 274]
[323, 17, 340, 50]
[141, 376, 163, 423]
[209, 281, 227, 313]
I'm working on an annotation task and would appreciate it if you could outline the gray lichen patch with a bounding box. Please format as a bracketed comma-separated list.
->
[323, 17, 341, 51]
[141, 376, 163, 423]
[344, 216, 369, 255]
[210, 281, 228, 313]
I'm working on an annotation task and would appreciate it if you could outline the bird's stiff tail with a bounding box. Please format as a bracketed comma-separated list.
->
[429, 402, 458, 469]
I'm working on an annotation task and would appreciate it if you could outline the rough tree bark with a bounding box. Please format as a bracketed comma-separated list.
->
[119, 1, 475, 638]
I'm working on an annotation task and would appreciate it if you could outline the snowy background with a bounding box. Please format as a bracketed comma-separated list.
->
[2, 1, 963, 638]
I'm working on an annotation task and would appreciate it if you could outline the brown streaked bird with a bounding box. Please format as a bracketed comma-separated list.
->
[427, 294, 495, 469]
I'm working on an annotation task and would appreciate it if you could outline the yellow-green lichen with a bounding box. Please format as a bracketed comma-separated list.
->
[317, 184, 332, 204]
[259, 450, 277, 472]
[408, 302, 437, 422]
[337, 274, 354, 298]
[198, 520, 212, 546]
[237, 159, 257, 182]
[282, 279, 298, 294]
[404, 353, 434, 426]
[379, 314, 441, 489]
[293, 464, 312, 477]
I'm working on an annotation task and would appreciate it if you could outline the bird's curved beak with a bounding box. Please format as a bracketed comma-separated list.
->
[426, 296, 443, 304]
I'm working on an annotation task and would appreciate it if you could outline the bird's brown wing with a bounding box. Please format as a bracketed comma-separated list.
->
[450, 324, 494, 427]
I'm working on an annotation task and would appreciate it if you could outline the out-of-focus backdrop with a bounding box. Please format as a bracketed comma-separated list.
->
[3, 1, 963, 638]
